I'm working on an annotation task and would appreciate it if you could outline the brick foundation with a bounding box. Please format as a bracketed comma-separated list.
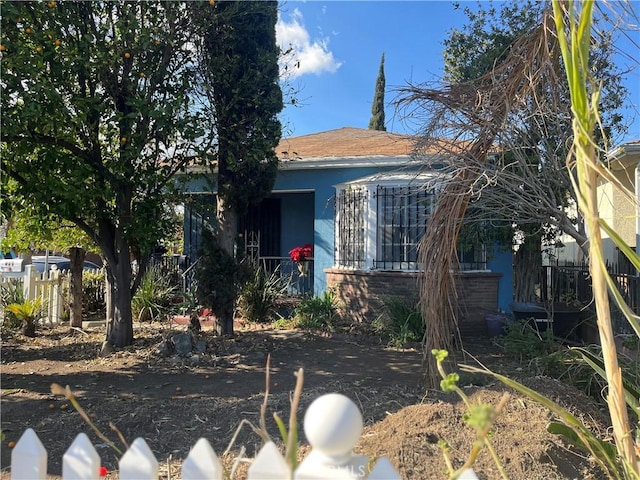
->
[325, 268, 502, 337]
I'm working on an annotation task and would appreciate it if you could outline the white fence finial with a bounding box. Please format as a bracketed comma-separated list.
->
[181, 438, 223, 480]
[295, 393, 368, 480]
[119, 437, 158, 480]
[11, 428, 47, 480]
[62, 432, 100, 480]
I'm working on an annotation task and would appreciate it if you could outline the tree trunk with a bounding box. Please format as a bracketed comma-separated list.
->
[21, 320, 36, 337]
[68, 247, 85, 329]
[105, 242, 134, 347]
[216, 194, 238, 336]
[513, 227, 542, 302]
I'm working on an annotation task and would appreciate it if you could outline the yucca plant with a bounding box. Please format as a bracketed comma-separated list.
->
[237, 263, 289, 323]
[131, 266, 177, 322]
[294, 290, 340, 332]
[5, 298, 43, 337]
[375, 297, 425, 347]
[1, 280, 25, 332]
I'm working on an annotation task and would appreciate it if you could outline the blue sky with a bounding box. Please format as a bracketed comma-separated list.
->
[275, 1, 640, 145]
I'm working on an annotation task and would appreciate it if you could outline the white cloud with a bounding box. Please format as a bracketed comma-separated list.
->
[276, 8, 342, 79]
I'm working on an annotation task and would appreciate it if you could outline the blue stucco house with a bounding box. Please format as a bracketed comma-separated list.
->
[183, 127, 513, 335]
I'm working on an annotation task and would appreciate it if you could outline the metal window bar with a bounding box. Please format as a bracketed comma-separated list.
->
[375, 186, 433, 270]
[336, 188, 366, 268]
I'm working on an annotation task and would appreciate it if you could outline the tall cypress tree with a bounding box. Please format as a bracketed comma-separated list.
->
[368, 53, 386, 131]
[194, 0, 283, 335]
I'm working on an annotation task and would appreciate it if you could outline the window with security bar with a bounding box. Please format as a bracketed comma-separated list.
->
[375, 185, 434, 270]
[336, 187, 367, 268]
[334, 181, 487, 271]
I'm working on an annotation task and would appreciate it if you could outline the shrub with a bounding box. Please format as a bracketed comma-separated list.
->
[237, 263, 289, 323]
[82, 269, 106, 313]
[495, 319, 557, 361]
[374, 297, 424, 347]
[132, 266, 177, 322]
[1, 280, 24, 332]
[294, 290, 340, 332]
[195, 229, 251, 325]
[5, 298, 43, 337]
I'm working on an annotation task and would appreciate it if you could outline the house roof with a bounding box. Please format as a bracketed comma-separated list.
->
[276, 127, 416, 160]
[606, 139, 640, 170]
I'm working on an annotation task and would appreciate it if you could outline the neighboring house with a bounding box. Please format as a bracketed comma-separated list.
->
[550, 139, 640, 272]
[182, 127, 514, 335]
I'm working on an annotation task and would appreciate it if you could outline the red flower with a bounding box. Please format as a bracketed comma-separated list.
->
[289, 244, 313, 263]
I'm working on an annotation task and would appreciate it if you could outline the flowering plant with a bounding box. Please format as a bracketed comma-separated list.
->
[289, 243, 313, 263]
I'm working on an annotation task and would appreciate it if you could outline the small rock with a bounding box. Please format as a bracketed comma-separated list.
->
[173, 333, 193, 356]
[155, 340, 174, 357]
[168, 356, 182, 366]
[195, 339, 207, 353]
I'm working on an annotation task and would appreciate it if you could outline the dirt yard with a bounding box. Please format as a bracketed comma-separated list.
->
[0, 322, 611, 479]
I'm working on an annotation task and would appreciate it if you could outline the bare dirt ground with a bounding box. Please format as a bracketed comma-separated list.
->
[0, 322, 611, 479]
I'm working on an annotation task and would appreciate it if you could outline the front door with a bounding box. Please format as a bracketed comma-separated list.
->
[239, 198, 281, 259]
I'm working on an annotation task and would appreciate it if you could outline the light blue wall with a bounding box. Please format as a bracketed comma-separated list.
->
[274, 166, 385, 294]
[183, 165, 515, 300]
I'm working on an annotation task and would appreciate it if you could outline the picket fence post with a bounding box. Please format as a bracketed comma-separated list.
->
[10, 393, 479, 479]
[119, 438, 158, 480]
[181, 437, 223, 480]
[22, 265, 37, 303]
[62, 433, 100, 480]
[10, 428, 47, 480]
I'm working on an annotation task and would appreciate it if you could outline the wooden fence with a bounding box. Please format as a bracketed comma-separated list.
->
[10, 393, 478, 480]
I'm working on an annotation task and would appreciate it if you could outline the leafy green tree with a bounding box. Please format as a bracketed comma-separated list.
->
[368, 52, 386, 131]
[1, 2, 213, 347]
[193, 0, 283, 335]
[1, 202, 100, 329]
[440, 0, 627, 301]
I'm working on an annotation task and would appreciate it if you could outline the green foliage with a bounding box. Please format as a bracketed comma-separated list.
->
[5, 298, 43, 337]
[461, 361, 631, 478]
[495, 319, 557, 360]
[294, 290, 340, 332]
[444, 1, 541, 83]
[131, 266, 177, 322]
[176, 284, 201, 316]
[82, 269, 105, 313]
[195, 229, 251, 323]
[373, 297, 425, 347]
[1, 280, 25, 332]
[237, 263, 289, 323]
[1, 207, 98, 256]
[1, 1, 215, 345]
[432, 349, 508, 478]
[368, 52, 386, 131]
[195, 0, 283, 213]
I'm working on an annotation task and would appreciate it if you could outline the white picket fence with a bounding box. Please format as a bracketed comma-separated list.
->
[0, 265, 67, 325]
[22, 264, 67, 325]
[1, 264, 105, 325]
[10, 393, 478, 480]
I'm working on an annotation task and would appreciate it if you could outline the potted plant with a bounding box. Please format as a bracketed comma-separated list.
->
[289, 244, 313, 276]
